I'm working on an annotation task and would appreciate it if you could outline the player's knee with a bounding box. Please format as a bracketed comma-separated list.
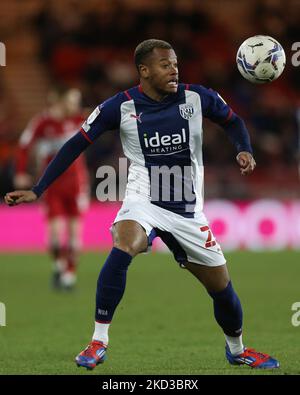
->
[209, 280, 238, 303]
[112, 221, 148, 257]
[208, 278, 230, 294]
[112, 241, 141, 257]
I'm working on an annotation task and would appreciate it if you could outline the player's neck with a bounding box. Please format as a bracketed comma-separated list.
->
[139, 82, 168, 102]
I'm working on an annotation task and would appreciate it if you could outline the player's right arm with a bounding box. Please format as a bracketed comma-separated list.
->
[5, 131, 90, 206]
[5, 94, 123, 206]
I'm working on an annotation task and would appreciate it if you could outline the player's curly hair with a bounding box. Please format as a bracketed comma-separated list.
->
[134, 39, 173, 72]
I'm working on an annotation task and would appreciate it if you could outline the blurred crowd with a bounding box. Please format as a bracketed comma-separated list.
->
[0, 0, 299, 200]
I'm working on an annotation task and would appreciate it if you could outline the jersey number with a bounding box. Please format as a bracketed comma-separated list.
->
[200, 226, 216, 248]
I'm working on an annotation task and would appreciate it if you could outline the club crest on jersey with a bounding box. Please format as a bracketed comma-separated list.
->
[179, 103, 194, 120]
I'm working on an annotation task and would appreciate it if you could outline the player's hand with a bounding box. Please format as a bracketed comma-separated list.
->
[4, 190, 38, 206]
[236, 151, 256, 175]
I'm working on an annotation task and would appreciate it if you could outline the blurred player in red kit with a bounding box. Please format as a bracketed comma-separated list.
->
[15, 88, 89, 289]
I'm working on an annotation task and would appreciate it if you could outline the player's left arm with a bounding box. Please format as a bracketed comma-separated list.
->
[221, 110, 256, 176]
[199, 86, 256, 175]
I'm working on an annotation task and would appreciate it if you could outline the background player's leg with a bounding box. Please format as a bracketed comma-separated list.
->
[48, 217, 66, 288]
[184, 262, 244, 355]
[60, 216, 81, 289]
[92, 220, 148, 345]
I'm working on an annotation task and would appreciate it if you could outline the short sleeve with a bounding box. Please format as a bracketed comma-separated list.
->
[189, 84, 233, 124]
[81, 93, 123, 142]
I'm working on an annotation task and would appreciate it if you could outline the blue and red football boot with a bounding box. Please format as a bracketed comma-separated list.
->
[226, 344, 279, 369]
[75, 340, 107, 370]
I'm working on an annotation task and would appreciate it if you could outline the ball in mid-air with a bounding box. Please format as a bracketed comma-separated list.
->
[236, 35, 286, 84]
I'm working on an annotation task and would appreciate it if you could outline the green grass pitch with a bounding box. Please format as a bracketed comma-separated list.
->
[0, 250, 299, 375]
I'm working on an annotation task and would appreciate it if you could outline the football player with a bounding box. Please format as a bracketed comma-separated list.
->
[5, 40, 278, 369]
[14, 88, 89, 289]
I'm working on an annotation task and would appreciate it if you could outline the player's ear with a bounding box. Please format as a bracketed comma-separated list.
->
[139, 64, 149, 79]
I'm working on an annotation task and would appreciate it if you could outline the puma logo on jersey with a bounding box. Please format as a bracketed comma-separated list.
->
[130, 112, 142, 123]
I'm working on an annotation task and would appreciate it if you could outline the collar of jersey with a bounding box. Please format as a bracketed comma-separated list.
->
[136, 84, 179, 104]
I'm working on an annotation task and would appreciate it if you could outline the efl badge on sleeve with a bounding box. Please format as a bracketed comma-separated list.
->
[87, 105, 101, 125]
[82, 105, 102, 133]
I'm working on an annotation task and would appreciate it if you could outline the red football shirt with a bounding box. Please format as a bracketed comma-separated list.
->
[16, 112, 88, 195]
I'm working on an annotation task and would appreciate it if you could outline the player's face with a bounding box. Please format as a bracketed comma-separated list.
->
[63, 89, 81, 115]
[46, 90, 64, 119]
[141, 48, 179, 95]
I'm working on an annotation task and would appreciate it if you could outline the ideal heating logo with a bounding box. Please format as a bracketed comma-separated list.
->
[143, 128, 187, 155]
[0, 302, 6, 326]
[0, 42, 6, 66]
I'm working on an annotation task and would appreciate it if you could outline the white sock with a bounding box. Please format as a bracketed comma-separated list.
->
[54, 259, 66, 273]
[225, 334, 244, 355]
[92, 322, 110, 346]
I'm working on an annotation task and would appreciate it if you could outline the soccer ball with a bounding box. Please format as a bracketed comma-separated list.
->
[236, 35, 286, 84]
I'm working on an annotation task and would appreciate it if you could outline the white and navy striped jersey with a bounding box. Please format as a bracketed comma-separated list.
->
[80, 83, 241, 217]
